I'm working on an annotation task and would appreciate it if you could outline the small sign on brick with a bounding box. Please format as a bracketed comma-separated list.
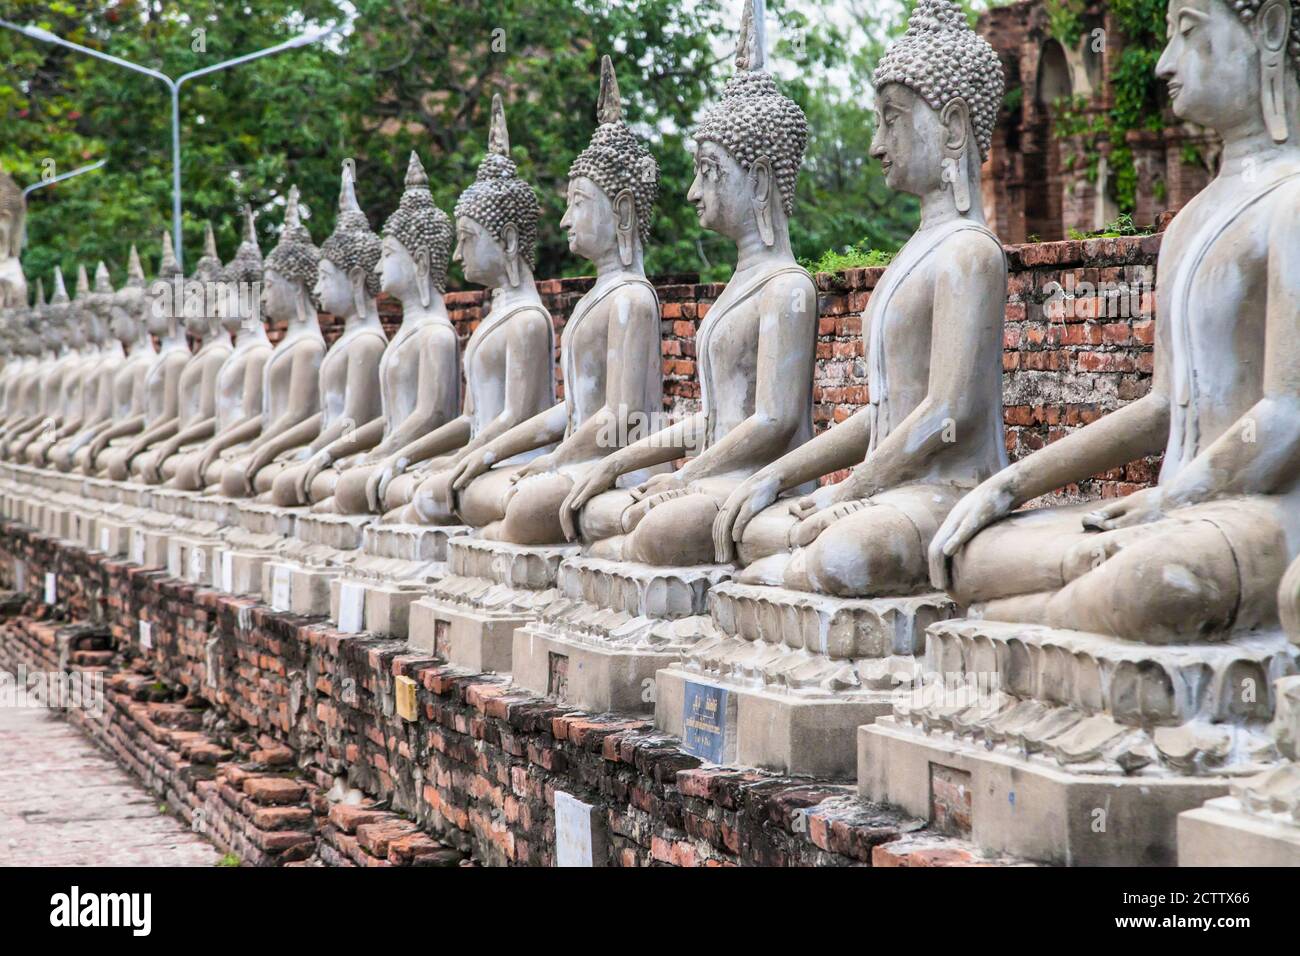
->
[554, 791, 607, 867]
[394, 675, 418, 722]
[681, 680, 737, 765]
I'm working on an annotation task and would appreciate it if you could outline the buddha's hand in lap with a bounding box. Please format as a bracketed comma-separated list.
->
[510, 453, 556, 485]
[367, 454, 409, 512]
[450, 447, 498, 492]
[297, 450, 331, 502]
[790, 497, 872, 548]
[713, 472, 781, 563]
[559, 457, 623, 542]
[928, 474, 1018, 590]
[1082, 486, 1166, 532]
[630, 472, 689, 501]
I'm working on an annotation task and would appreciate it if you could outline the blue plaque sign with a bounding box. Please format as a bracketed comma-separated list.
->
[681, 680, 736, 764]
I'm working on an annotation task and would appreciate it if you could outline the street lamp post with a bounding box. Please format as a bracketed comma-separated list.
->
[0, 18, 342, 270]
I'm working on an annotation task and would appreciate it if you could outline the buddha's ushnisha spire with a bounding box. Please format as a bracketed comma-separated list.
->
[596, 54, 622, 125]
[487, 94, 510, 156]
[735, 0, 766, 72]
[405, 150, 429, 189]
[158, 230, 181, 279]
[126, 244, 146, 287]
[94, 261, 113, 293]
[76, 263, 90, 298]
[51, 265, 69, 304]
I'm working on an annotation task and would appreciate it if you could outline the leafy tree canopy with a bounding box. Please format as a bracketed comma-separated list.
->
[1, 0, 953, 291]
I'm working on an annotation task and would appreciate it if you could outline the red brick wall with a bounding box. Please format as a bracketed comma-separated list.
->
[0, 524, 1015, 867]
[280, 233, 1160, 502]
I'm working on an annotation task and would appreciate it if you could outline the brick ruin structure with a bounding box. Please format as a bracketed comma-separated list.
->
[977, 0, 1220, 242]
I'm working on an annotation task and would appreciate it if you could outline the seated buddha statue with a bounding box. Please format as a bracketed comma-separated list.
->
[0, 164, 26, 310]
[78, 247, 157, 474]
[6, 267, 73, 460]
[48, 263, 127, 471]
[169, 208, 272, 491]
[930, 0, 1300, 644]
[302, 152, 460, 513]
[369, 95, 555, 522]
[94, 234, 191, 481]
[560, 0, 818, 567]
[133, 224, 233, 484]
[208, 187, 326, 497]
[27, 264, 110, 466]
[710, 0, 1008, 598]
[266, 160, 388, 507]
[437, 55, 664, 544]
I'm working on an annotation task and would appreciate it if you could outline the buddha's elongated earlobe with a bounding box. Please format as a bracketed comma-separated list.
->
[350, 267, 368, 317]
[415, 250, 432, 308]
[615, 189, 636, 267]
[941, 97, 973, 214]
[751, 157, 775, 247]
[503, 222, 520, 288]
[1259, 0, 1292, 144]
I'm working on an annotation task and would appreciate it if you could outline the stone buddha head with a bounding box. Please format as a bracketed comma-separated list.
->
[454, 94, 540, 289]
[147, 231, 183, 339]
[219, 206, 263, 338]
[67, 265, 91, 351]
[316, 160, 382, 319]
[184, 222, 224, 340]
[110, 245, 148, 347]
[1157, 0, 1299, 142]
[689, 0, 808, 248]
[870, 0, 1003, 213]
[380, 152, 453, 309]
[88, 262, 115, 348]
[261, 186, 320, 323]
[0, 165, 25, 308]
[562, 55, 659, 267]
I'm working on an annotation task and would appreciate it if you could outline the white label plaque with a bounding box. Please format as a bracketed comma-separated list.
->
[554, 791, 606, 867]
[43, 572, 56, 605]
[130, 529, 145, 564]
[100, 526, 112, 553]
[220, 550, 234, 593]
[13, 559, 26, 593]
[190, 546, 206, 582]
[139, 620, 152, 649]
[271, 565, 291, 611]
[338, 581, 365, 634]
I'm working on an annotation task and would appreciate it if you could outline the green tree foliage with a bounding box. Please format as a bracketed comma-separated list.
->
[0, 0, 997, 291]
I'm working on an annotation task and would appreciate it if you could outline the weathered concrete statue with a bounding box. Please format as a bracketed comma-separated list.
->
[306, 152, 460, 513]
[77, 246, 157, 474]
[6, 267, 71, 459]
[863, 0, 1300, 866]
[170, 207, 271, 491]
[560, 0, 816, 567]
[372, 95, 554, 521]
[50, 263, 127, 471]
[0, 165, 26, 309]
[26, 265, 104, 465]
[712, 0, 1007, 596]
[134, 223, 233, 484]
[930, 0, 1300, 645]
[211, 186, 325, 497]
[442, 55, 663, 543]
[266, 161, 389, 507]
[94, 234, 190, 480]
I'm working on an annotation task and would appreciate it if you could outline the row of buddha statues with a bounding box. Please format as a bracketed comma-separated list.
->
[0, 0, 1296, 862]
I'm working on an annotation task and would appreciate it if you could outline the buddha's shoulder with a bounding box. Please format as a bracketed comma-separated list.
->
[605, 279, 659, 310]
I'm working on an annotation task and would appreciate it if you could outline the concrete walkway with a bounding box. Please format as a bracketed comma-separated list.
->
[0, 706, 224, 866]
